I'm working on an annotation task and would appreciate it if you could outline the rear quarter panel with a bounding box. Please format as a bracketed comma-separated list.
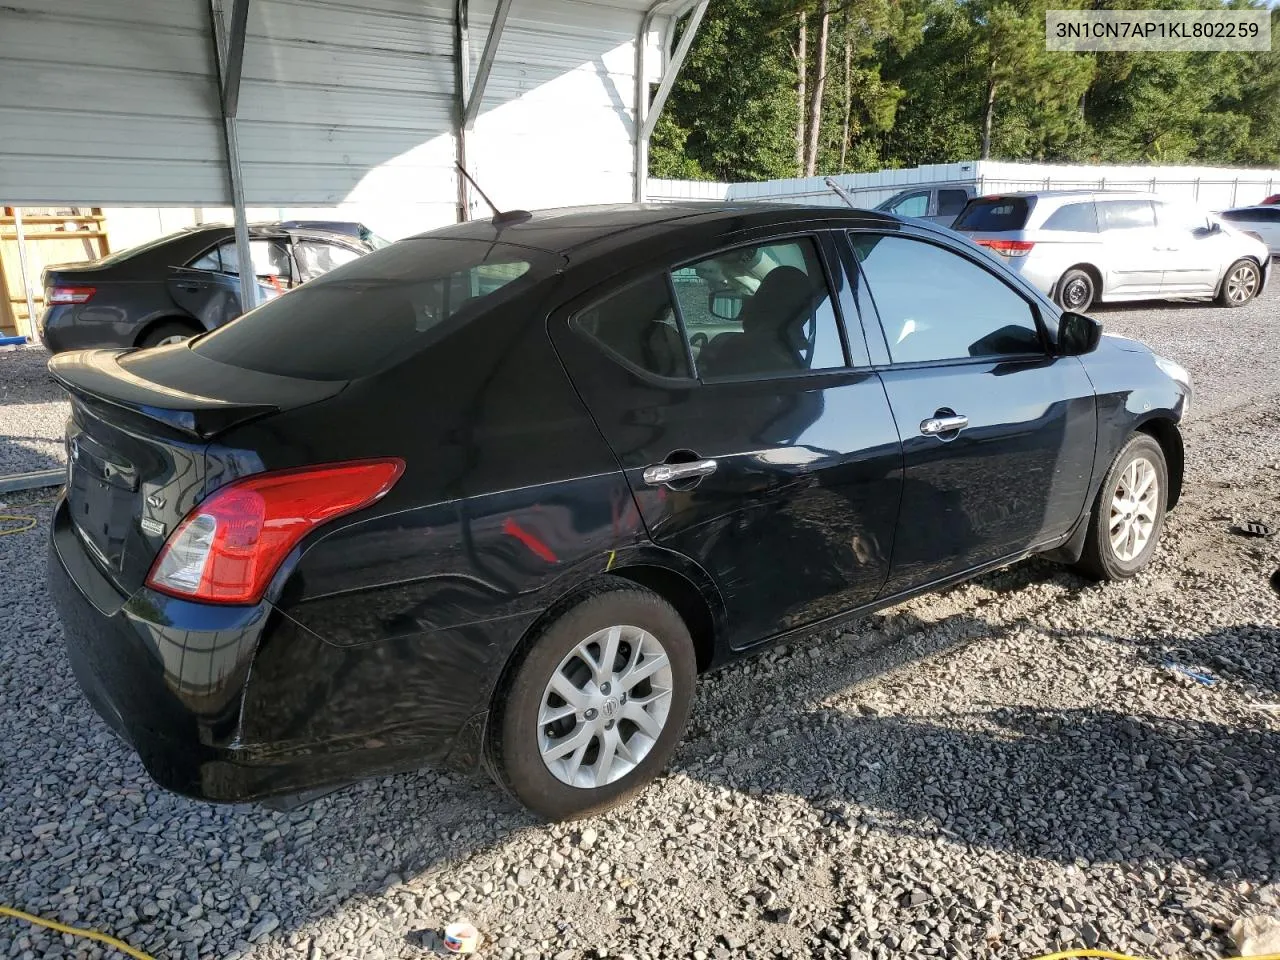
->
[216, 281, 714, 753]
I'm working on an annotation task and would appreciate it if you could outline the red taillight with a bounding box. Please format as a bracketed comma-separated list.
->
[145, 459, 404, 605]
[975, 239, 1035, 257]
[46, 286, 96, 305]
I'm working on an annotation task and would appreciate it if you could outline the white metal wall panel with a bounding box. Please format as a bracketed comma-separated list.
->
[2, 0, 677, 233]
[465, 0, 653, 213]
[0, 0, 227, 203]
[238, 0, 458, 226]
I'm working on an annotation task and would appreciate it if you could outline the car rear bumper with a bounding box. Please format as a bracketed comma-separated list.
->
[49, 497, 500, 802]
[40, 306, 131, 353]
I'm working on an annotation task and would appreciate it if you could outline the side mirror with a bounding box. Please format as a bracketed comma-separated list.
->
[1057, 311, 1102, 356]
[708, 290, 745, 320]
[1193, 222, 1223, 238]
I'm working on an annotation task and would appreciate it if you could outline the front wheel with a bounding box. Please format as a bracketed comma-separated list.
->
[1075, 433, 1168, 581]
[1217, 259, 1261, 307]
[489, 583, 696, 820]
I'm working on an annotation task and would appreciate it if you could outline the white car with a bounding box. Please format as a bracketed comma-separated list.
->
[953, 191, 1272, 312]
[1220, 206, 1280, 258]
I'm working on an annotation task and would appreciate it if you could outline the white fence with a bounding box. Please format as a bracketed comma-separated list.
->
[648, 160, 1280, 212]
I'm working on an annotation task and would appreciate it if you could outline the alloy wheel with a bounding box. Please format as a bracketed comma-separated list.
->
[156, 334, 191, 346]
[537, 624, 673, 789]
[1109, 456, 1160, 562]
[1225, 264, 1259, 304]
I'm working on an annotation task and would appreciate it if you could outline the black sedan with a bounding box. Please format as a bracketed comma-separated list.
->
[47, 203, 1190, 820]
[38, 221, 380, 352]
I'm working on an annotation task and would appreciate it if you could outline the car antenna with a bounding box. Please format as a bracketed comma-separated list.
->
[824, 177, 858, 210]
[455, 163, 532, 226]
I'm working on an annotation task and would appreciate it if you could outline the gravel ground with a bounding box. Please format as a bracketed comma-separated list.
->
[1, 281, 1278, 960]
[0, 345, 69, 475]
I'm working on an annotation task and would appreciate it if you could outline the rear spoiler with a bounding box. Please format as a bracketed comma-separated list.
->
[48, 348, 341, 439]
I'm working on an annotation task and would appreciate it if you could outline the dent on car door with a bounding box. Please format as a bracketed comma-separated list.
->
[845, 230, 1097, 593]
[549, 232, 903, 648]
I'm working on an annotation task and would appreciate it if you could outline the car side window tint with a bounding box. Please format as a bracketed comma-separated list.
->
[294, 240, 363, 284]
[672, 238, 846, 380]
[573, 275, 691, 379]
[214, 239, 293, 281]
[189, 247, 223, 271]
[937, 190, 969, 217]
[851, 234, 1042, 364]
[1042, 202, 1098, 232]
[890, 192, 929, 217]
[1099, 200, 1155, 230]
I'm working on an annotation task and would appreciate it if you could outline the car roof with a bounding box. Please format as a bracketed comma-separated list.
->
[974, 189, 1160, 201]
[408, 202, 899, 255]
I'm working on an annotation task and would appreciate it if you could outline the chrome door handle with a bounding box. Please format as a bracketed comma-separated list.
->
[643, 459, 718, 486]
[919, 414, 969, 436]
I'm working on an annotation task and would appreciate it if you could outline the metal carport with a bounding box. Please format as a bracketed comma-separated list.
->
[0, 0, 706, 310]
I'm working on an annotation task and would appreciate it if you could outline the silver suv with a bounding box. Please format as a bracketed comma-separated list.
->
[953, 191, 1271, 312]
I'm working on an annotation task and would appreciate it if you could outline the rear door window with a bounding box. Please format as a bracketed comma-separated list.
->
[1041, 202, 1098, 232]
[573, 276, 691, 380]
[953, 198, 1032, 232]
[937, 189, 970, 217]
[670, 237, 847, 380]
[1098, 200, 1156, 230]
[191, 239, 553, 380]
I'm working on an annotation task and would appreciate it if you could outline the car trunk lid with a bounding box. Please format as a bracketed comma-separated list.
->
[50, 346, 347, 594]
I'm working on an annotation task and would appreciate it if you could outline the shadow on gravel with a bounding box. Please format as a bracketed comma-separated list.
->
[0, 437, 63, 477]
[683, 596, 1280, 884]
[816, 706, 1278, 882]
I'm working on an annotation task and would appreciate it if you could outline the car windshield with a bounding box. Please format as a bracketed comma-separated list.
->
[953, 197, 1033, 232]
[191, 238, 557, 380]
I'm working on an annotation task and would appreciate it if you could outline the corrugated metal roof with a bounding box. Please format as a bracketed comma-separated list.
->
[0, 0, 684, 220]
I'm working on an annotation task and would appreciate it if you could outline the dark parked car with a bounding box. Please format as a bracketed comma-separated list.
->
[49, 203, 1190, 820]
[39, 222, 377, 353]
[874, 183, 977, 226]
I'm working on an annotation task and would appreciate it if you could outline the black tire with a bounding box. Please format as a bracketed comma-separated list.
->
[139, 321, 200, 348]
[1216, 259, 1261, 307]
[1057, 268, 1096, 313]
[1075, 433, 1168, 581]
[489, 582, 696, 821]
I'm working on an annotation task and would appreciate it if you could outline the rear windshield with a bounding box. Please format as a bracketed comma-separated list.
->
[953, 197, 1033, 232]
[191, 238, 557, 380]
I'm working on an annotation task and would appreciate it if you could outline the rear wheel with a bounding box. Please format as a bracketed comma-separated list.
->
[1057, 268, 1096, 312]
[490, 583, 696, 820]
[1217, 259, 1261, 307]
[1075, 433, 1167, 581]
[139, 321, 200, 348]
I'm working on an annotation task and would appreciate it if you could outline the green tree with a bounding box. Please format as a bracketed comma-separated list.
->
[649, 0, 799, 181]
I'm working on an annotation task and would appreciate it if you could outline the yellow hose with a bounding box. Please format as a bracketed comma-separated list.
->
[1030, 951, 1280, 960]
[5, 902, 1279, 960]
[0, 904, 158, 960]
[0, 514, 37, 536]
